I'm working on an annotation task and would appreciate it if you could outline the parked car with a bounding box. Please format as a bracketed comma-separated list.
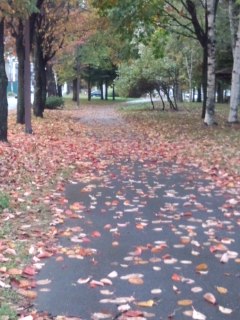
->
[91, 90, 101, 97]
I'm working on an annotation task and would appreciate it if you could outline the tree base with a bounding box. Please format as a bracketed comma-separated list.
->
[25, 128, 33, 134]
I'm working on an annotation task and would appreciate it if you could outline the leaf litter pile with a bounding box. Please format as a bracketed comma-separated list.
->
[0, 104, 240, 320]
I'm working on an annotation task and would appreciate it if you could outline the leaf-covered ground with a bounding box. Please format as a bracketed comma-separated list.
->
[0, 102, 239, 319]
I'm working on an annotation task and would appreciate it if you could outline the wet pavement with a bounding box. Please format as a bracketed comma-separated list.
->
[34, 159, 240, 319]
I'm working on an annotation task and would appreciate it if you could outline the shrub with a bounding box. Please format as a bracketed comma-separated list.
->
[45, 96, 64, 109]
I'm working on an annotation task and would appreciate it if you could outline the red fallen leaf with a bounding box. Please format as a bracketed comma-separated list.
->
[124, 310, 144, 317]
[133, 247, 142, 256]
[171, 273, 182, 282]
[23, 266, 36, 276]
[209, 244, 228, 253]
[183, 211, 192, 217]
[91, 231, 101, 238]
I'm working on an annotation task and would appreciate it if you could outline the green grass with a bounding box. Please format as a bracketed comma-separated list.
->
[0, 192, 10, 213]
[0, 303, 17, 320]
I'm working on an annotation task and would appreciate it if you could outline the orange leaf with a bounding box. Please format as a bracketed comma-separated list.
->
[128, 277, 144, 285]
[177, 299, 192, 306]
[195, 263, 208, 272]
[18, 289, 37, 299]
[171, 273, 182, 282]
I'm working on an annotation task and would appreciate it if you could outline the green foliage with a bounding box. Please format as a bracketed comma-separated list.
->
[45, 96, 64, 109]
[0, 192, 9, 212]
[116, 45, 179, 97]
[0, 304, 17, 320]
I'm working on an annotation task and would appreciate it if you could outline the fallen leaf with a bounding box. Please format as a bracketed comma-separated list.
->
[195, 263, 208, 272]
[135, 300, 155, 307]
[216, 286, 228, 294]
[18, 289, 37, 299]
[128, 276, 144, 285]
[203, 292, 217, 305]
[177, 300, 193, 306]
[218, 306, 233, 314]
[192, 307, 206, 320]
[107, 270, 118, 278]
[172, 273, 182, 282]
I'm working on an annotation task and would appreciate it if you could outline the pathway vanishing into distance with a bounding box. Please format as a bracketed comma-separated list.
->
[34, 105, 240, 320]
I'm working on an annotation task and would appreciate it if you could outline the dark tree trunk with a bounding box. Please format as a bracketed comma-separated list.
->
[0, 19, 8, 142]
[72, 78, 77, 101]
[33, 33, 45, 118]
[150, 92, 155, 110]
[105, 80, 108, 100]
[87, 78, 91, 101]
[57, 84, 62, 97]
[112, 83, 115, 100]
[197, 85, 202, 102]
[41, 62, 47, 106]
[24, 19, 33, 133]
[217, 81, 224, 103]
[100, 80, 104, 100]
[16, 21, 25, 124]
[46, 63, 57, 96]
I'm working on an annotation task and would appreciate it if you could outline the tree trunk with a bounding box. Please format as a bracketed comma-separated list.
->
[57, 84, 62, 97]
[228, 0, 237, 56]
[228, 17, 240, 123]
[112, 83, 115, 100]
[72, 78, 77, 101]
[24, 19, 33, 133]
[46, 63, 57, 96]
[204, 0, 219, 125]
[87, 78, 91, 101]
[33, 33, 45, 118]
[197, 85, 202, 102]
[105, 80, 108, 100]
[201, 46, 208, 118]
[16, 21, 25, 124]
[217, 81, 224, 103]
[0, 19, 8, 142]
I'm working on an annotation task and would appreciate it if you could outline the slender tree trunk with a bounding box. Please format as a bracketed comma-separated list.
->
[112, 83, 115, 100]
[0, 19, 8, 142]
[149, 92, 155, 110]
[33, 33, 45, 118]
[72, 78, 77, 101]
[16, 21, 25, 124]
[105, 80, 108, 100]
[46, 63, 57, 96]
[228, 0, 237, 56]
[24, 18, 33, 133]
[87, 78, 91, 101]
[202, 46, 208, 118]
[228, 18, 240, 123]
[197, 85, 202, 102]
[217, 81, 223, 103]
[57, 84, 62, 97]
[204, 0, 219, 125]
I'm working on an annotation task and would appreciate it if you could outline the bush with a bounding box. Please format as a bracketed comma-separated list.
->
[0, 192, 9, 212]
[45, 96, 64, 109]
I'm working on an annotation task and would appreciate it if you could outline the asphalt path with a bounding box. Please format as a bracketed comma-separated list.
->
[32, 108, 240, 320]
